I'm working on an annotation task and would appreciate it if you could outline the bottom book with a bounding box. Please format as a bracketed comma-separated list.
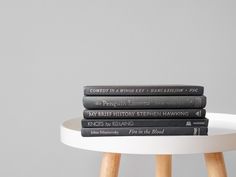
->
[81, 127, 208, 137]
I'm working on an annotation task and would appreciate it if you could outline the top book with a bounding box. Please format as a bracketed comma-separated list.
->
[84, 85, 204, 96]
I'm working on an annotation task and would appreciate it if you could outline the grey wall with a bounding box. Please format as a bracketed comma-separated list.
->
[0, 0, 236, 177]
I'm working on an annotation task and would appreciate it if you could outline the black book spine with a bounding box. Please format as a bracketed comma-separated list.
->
[84, 85, 204, 96]
[81, 127, 208, 137]
[83, 96, 207, 109]
[81, 118, 209, 128]
[83, 109, 206, 119]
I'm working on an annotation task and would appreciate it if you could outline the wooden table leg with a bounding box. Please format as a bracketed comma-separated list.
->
[204, 152, 227, 177]
[99, 153, 121, 177]
[155, 155, 172, 177]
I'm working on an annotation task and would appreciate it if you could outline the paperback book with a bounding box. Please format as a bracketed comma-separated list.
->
[83, 109, 206, 119]
[81, 118, 209, 128]
[84, 85, 204, 96]
[83, 96, 207, 109]
[81, 127, 208, 137]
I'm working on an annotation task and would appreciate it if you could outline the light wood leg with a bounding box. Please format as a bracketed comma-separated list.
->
[204, 152, 227, 177]
[99, 153, 121, 177]
[155, 155, 172, 177]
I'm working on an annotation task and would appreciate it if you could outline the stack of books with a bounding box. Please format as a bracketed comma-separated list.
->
[81, 85, 208, 137]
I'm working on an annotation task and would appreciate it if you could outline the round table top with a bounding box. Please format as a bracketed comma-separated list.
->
[60, 113, 236, 154]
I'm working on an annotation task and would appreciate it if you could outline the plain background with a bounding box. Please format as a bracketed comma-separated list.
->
[0, 0, 236, 176]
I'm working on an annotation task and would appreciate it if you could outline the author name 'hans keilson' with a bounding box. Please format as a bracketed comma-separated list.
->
[81, 85, 208, 137]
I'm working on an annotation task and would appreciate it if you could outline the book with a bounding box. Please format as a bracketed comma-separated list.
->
[81, 118, 209, 128]
[81, 127, 208, 137]
[83, 109, 206, 119]
[83, 96, 206, 109]
[84, 85, 204, 96]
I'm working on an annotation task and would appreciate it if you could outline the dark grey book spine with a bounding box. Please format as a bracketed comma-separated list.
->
[81, 127, 208, 137]
[84, 85, 204, 96]
[83, 96, 207, 109]
[83, 109, 206, 119]
[81, 118, 209, 128]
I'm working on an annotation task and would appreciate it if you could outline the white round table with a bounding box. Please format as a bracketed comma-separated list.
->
[60, 113, 236, 177]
